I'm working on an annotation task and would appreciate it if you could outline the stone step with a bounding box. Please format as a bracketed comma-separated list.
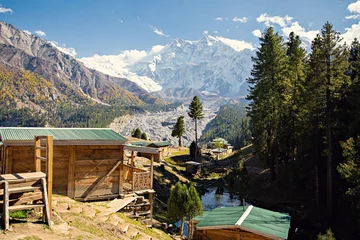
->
[118, 223, 129, 234]
[126, 226, 140, 239]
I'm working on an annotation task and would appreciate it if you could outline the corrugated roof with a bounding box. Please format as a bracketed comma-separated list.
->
[131, 141, 150, 147]
[196, 206, 246, 228]
[148, 141, 171, 147]
[0, 127, 127, 142]
[241, 206, 291, 240]
[196, 205, 291, 239]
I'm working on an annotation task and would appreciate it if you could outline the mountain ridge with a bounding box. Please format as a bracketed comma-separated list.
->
[0, 21, 163, 106]
[80, 34, 255, 100]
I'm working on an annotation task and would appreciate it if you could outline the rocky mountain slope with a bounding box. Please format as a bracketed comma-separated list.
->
[111, 105, 217, 147]
[80, 35, 255, 101]
[0, 21, 162, 106]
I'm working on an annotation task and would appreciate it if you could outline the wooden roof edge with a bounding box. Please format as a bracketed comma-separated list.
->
[195, 225, 240, 231]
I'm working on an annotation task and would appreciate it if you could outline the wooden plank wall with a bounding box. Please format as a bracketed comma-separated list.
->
[7, 144, 124, 199]
[11, 146, 69, 195]
[196, 229, 272, 240]
[74, 145, 123, 199]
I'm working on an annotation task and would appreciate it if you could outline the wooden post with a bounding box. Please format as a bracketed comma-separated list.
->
[150, 154, 154, 189]
[46, 136, 53, 212]
[67, 146, 75, 198]
[6, 147, 12, 174]
[34, 137, 41, 172]
[41, 177, 52, 229]
[3, 181, 9, 230]
[149, 192, 153, 227]
[119, 146, 123, 195]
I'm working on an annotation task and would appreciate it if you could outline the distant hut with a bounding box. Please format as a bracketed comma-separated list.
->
[185, 161, 200, 175]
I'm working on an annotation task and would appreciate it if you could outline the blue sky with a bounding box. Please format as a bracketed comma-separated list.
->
[1, 0, 360, 58]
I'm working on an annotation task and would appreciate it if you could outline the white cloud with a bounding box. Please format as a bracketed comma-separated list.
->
[348, 0, 360, 13]
[35, 30, 46, 37]
[233, 17, 247, 23]
[23, 30, 31, 35]
[49, 41, 77, 57]
[203, 30, 209, 35]
[119, 19, 123, 23]
[256, 13, 318, 46]
[214, 30, 218, 34]
[282, 21, 319, 45]
[342, 22, 360, 45]
[257, 13, 293, 27]
[252, 29, 262, 38]
[226, 29, 230, 32]
[0, 4, 13, 14]
[345, 1, 360, 20]
[215, 17, 223, 21]
[345, 14, 360, 19]
[148, 25, 169, 37]
[151, 45, 165, 53]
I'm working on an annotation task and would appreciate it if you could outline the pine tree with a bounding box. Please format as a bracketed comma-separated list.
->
[132, 128, 142, 138]
[306, 22, 350, 220]
[188, 96, 204, 162]
[141, 132, 147, 140]
[172, 116, 185, 147]
[167, 182, 190, 235]
[186, 184, 203, 240]
[247, 27, 288, 181]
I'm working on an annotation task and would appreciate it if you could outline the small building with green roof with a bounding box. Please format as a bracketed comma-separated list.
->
[193, 205, 291, 240]
[0, 127, 157, 202]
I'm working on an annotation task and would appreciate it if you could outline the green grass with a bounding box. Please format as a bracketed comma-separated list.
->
[10, 210, 28, 219]
[170, 148, 190, 156]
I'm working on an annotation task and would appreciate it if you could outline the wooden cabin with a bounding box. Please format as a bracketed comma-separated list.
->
[129, 141, 171, 162]
[193, 205, 291, 240]
[0, 128, 158, 201]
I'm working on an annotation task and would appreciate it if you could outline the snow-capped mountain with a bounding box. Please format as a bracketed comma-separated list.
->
[79, 35, 255, 99]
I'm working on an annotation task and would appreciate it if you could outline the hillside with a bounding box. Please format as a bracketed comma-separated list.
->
[0, 21, 163, 106]
[199, 104, 248, 148]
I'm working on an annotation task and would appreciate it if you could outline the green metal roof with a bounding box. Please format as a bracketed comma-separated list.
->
[241, 206, 291, 240]
[147, 141, 171, 147]
[0, 128, 127, 142]
[194, 211, 211, 222]
[131, 141, 150, 147]
[196, 205, 291, 239]
[196, 206, 246, 228]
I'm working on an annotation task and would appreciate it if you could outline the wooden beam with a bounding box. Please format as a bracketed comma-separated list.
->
[46, 136, 53, 212]
[150, 154, 154, 189]
[6, 147, 12, 174]
[67, 146, 75, 198]
[3, 181, 9, 230]
[34, 137, 41, 172]
[119, 146, 123, 195]
[84, 160, 122, 201]
[41, 177, 52, 229]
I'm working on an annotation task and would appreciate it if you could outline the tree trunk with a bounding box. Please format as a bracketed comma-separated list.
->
[178, 136, 182, 147]
[267, 127, 276, 180]
[194, 119, 197, 162]
[180, 218, 184, 236]
[326, 85, 332, 221]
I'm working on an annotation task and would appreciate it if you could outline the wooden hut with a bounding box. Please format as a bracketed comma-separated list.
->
[193, 205, 291, 240]
[0, 128, 158, 201]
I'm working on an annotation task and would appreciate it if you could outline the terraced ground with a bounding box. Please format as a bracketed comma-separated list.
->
[1, 195, 172, 240]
